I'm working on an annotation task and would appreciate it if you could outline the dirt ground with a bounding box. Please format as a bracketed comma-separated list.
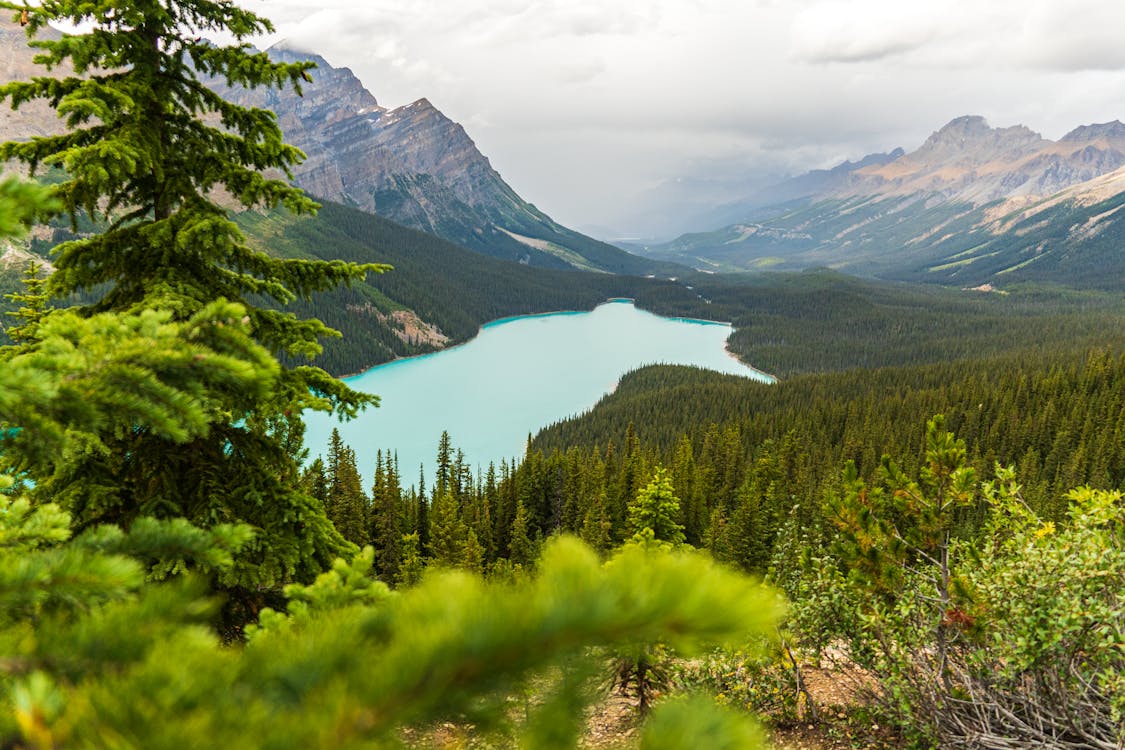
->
[415, 660, 894, 749]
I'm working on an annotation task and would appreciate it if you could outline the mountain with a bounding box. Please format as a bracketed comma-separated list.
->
[0, 21, 666, 275]
[641, 116, 1125, 290]
[210, 42, 666, 275]
[0, 19, 64, 142]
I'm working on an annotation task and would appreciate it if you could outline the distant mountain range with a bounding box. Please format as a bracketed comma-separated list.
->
[639, 115, 1125, 289]
[3, 17, 1122, 291]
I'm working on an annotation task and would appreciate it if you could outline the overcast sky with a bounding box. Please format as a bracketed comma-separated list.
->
[240, 0, 1125, 237]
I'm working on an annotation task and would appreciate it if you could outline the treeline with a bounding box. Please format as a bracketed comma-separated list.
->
[321, 348, 1125, 582]
[634, 269, 1125, 377]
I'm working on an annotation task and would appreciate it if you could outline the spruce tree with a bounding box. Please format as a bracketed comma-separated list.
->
[0, 1, 387, 597]
[508, 499, 534, 568]
[3, 261, 52, 346]
[428, 490, 466, 568]
[327, 444, 368, 547]
[368, 450, 403, 582]
[628, 466, 686, 546]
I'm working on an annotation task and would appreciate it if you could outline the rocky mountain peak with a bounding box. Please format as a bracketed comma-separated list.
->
[1060, 120, 1125, 143]
[932, 114, 992, 138]
[208, 44, 645, 272]
[842, 113, 1124, 204]
[916, 115, 1045, 161]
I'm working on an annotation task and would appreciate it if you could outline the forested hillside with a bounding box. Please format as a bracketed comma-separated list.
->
[2, 198, 699, 374]
[318, 348, 1125, 580]
[635, 269, 1125, 376]
[236, 202, 696, 374]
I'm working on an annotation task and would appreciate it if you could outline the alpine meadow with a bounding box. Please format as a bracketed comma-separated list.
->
[0, 2, 1122, 749]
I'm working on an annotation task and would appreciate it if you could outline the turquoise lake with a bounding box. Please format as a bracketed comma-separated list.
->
[303, 300, 772, 485]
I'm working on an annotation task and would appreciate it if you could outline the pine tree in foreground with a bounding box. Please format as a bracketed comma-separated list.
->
[0, 0, 389, 600]
[0, 484, 780, 749]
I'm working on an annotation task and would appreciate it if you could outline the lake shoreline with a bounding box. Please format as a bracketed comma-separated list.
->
[336, 298, 767, 382]
[307, 300, 773, 486]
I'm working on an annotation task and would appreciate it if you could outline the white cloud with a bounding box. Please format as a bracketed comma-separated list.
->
[240, 0, 1125, 236]
[790, 0, 947, 63]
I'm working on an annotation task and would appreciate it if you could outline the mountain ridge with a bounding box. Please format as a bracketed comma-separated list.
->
[0, 20, 667, 276]
[212, 41, 666, 275]
[640, 114, 1125, 289]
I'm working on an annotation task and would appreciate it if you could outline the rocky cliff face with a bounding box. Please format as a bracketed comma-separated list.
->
[212, 43, 656, 273]
[0, 18, 64, 144]
[208, 43, 507, 224]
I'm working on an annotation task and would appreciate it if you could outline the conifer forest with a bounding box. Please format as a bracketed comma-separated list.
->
[0, 2, 1122, 748]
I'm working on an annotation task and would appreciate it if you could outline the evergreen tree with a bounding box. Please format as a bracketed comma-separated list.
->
[2, 261, 52, 346]
[462, 527, 484, 574]
[508, 499, 534, 568]
[301, 458, 329, 510]
[326, 442, 368, 548]
[435, 430, 453, 499]
[579, 489, 612, 555]
[368, 449, 403, 582]
[628, 466, 686, 546]
[703, 507, 732, 563]
[415, 466, 430, 552]
[428, 491, 466, 568]
[0, 0, 387, 598]
[671, 435, 702, 544]
[396, 532, 425, 587]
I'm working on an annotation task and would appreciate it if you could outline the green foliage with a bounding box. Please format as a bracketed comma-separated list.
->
[0, 0, 387, 604]
[1, 303, 276, 463]
[0, 176, 56, 239]
[628, 466, 686, 546]
[1, 522, 781, 748]
[670, 647, 806, 726]
[825, 415, 977, 596]
[3, 261, 52, 346]
[786, 422, 1125, 748]
[640, 693, 767, 749]
[249, 546, 391, 635]
[953, 481, 1125, 746]
[0, 492, 251, 743]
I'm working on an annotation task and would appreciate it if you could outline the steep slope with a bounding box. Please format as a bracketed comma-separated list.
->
[235, 200, 696, 373]
[212, 42, 666, 275]
[644, 116, 1125, 289]
[0, 194, 696, 374]
[0, 21, 666, 275]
